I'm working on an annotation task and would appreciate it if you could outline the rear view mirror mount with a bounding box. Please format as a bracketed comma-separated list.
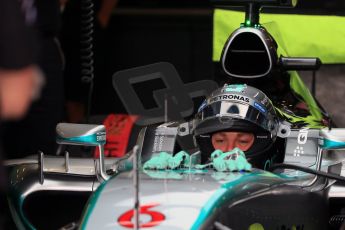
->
[56, 123, 109, 182]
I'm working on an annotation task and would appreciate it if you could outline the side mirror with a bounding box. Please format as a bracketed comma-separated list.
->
[320, 128, 345, 150]
[56, 123, 109, 181]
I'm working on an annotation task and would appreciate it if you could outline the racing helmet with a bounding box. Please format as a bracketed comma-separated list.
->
[193, 84, 280, 167]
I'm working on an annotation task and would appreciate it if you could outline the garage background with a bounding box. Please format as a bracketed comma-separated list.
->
[87, 0, 345, 126]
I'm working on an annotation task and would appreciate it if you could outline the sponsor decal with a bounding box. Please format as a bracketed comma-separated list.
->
[96, 132, 106, 142]
[297, 128, 308, 144]
[294, 146, 304, 157]
[153, 135, 165, 152]
[293, 128, 309, 157]
[118, 203, 165, 228]
[224, 84, 246, 93]
[254, 102, 266, 113]
[209, 94, 250, 103]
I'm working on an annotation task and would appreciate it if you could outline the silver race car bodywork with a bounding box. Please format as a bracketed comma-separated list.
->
[5, 122, 345, 230]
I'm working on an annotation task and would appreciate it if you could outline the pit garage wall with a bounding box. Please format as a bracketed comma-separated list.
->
[91, 8, 214, 115]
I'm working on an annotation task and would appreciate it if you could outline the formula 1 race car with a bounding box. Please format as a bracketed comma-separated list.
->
[5, 0, 345, 229]
[5, 121, 345, 230]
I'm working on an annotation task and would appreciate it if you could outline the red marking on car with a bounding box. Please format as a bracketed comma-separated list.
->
[118, 203, 165, 228]
[94, 114, 138, 158]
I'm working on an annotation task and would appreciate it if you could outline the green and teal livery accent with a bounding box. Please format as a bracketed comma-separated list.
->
[8, 193, 36, 230]
[320, 128, 345, 150]
[191, 171, 283, 230]
[321, 139, 345, 150]
[56, 132, 106, 146]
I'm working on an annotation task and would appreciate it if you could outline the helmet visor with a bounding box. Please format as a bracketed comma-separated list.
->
[196, 101, 275, 133]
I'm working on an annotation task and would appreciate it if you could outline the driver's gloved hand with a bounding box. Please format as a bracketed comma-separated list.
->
[143, 151, 190, 170]
[211, 148, 252, 172]
[168, 151, 190, 169]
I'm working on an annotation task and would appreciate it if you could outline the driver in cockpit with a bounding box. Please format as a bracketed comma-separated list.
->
[193, 84, 284, 170]
[144, 84, 285, 172]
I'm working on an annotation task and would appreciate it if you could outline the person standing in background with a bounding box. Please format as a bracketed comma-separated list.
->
[0, 0, 42, 228]
[2, 0, 65, 158]
[0, 0, 41, 121]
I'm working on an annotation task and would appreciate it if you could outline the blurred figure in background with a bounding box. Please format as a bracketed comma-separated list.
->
[0, 67, 42, 120]
[0, 0, 42, 228]
[2, 0, 65, 158]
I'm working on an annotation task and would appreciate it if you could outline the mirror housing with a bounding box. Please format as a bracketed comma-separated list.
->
[56, 123, 109, 181]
